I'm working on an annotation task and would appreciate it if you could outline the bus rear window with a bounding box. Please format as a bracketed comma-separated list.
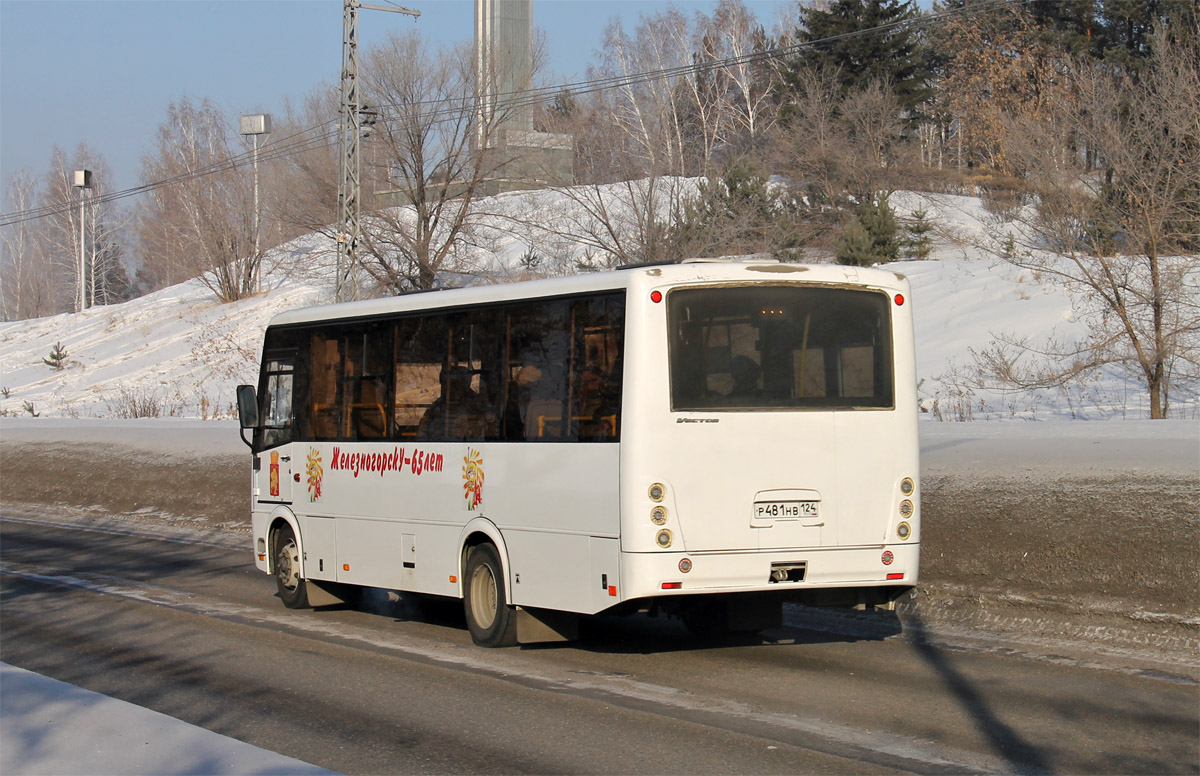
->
[668, 285, 893, 411]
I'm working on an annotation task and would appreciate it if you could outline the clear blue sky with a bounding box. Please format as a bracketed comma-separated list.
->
[1, 0, 792, 197]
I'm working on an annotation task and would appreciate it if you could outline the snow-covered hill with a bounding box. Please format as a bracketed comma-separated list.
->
[0, 186, 1192, 421]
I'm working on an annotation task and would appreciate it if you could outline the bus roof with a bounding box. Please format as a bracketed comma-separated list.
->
[266, 260, 910, 329]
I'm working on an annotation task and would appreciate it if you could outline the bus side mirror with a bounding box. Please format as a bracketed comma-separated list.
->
[236, 385, 259, 429]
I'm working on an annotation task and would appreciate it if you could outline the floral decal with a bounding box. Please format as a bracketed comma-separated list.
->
[462, 448, 484, 511]
[306, 447, 324, 502]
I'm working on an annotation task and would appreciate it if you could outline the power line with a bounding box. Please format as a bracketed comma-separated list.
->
[0, 121, 339, 227]
[0, 0, 1018, 229]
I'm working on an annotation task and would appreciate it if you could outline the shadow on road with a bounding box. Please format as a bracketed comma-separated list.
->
[905, 608, 1055, 775]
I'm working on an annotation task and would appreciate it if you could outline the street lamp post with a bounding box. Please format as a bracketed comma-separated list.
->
[240, 114, 272, 292]
[72, 170, 92, 312]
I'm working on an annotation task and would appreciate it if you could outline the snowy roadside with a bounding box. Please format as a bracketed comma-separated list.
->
[0, 663, 336, 776]
[919, 418, 1199, 477]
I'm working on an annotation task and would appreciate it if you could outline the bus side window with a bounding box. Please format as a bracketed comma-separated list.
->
[571, 294, 624, 442]
[308, 331, 341, 440]
[418, 311, 502, 442]
[343, 323, 392, 440]
[395, 316, 446, 440]
[506, 301, 571, 441]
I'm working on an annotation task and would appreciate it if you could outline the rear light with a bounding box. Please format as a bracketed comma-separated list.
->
[899, 500, 914, 518]
[881, 550, 894, 565]
[897, 521, 912, 540]
[655, 529, 673, 548]
[661, 582, 682, 589]
[900, 477, 915, 496]
[887, 573, 905, 580]
[894, 293, 905, 306]
[650, 290, 663, 303]
[651, 506, 667, 525]
[678, 558, 692, 573]
[648, 483, 665, 502]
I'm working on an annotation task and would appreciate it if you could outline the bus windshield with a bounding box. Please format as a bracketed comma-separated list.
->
[668, 285, 894, 411]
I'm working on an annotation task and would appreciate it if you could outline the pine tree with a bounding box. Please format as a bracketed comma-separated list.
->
[43, 342, 68, 371]
[666, 161, 806, 259]
[785, 0, 933, 116]
[903, 207, 935, 259]
[836, 219, 875, 266]
[837, 196, 901, 265]
[860, 196, 901, 262]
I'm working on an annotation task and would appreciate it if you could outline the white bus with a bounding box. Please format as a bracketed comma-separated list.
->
[237, 260, 919, 646]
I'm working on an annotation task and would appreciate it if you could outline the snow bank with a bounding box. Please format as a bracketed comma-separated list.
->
[0, 186, 1195, 421]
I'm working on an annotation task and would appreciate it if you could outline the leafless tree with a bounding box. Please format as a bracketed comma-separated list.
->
[268, 88, 342, 243]
[348, 31, 533, 292]
[709, 0, 779, 157]
[42, 146, 93, 311]
[541, 176, 699, 269]
[590, 10, 694, 178]
[974, 36, 1200, 418]
[16, 144, 129, 315]
[0, 170, 57, 320]
[137, 98, 273, 302]
[770, 67, 908, 247]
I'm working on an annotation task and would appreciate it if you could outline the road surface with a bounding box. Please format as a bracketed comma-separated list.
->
[2, 511, 1195, 775]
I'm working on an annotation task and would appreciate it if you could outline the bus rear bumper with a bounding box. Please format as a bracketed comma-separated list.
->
[620, 543, 919, 601]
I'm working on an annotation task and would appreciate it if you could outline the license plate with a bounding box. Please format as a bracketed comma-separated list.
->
[754, 500, 819, 519]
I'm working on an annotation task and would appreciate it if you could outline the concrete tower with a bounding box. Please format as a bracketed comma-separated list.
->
[475, 0, 534, 136]
[474, 0, 573, 194]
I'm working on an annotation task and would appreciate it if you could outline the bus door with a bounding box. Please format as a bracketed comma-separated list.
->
[257, 351, 297, 504]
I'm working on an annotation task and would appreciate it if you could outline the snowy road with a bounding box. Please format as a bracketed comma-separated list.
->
[2, 513, 1196, 775]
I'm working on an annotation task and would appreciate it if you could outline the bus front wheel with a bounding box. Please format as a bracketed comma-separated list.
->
[463, 543, 518, 647]
[273, 524, 310, 609]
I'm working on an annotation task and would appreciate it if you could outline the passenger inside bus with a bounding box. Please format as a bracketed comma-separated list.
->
[724, 355, 762, 405]
[417, 365, 493, 441]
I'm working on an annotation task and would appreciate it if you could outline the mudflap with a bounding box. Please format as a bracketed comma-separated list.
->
[516, 606, 579, 644]
[307, 580, 356, 608]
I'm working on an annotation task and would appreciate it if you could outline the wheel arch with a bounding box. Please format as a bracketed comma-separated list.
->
[456, 517, 510, 600]
[266, 508, 303, 577]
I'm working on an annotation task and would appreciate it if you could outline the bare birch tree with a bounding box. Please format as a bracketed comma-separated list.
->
[709, 0, 779, 157]
[0, 170, 56, 320]
[591, 11, 694, 177]
[543, 176, 698, 269]
[29, 145, 128, 313]
[138, 98, 268, 302]
[43, 146, 91, 312]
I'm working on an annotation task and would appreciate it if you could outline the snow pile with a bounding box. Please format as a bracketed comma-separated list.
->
[0, 185, 1194, 420]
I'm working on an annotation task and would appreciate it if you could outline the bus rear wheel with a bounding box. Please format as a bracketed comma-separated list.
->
[463, 543, 518, 647]
[273, 524, 310, 609]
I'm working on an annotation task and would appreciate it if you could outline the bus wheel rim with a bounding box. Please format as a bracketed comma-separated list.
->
[276, 538, 300, 592]
[470, 563, 498, 629]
